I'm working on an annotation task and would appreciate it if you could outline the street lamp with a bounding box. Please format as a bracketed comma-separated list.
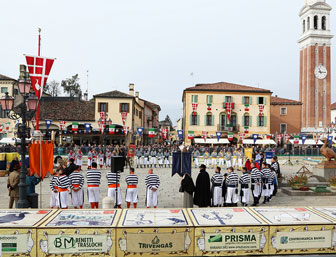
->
[0, 76, 38, 208]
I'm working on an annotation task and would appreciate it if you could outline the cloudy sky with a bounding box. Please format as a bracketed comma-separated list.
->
[1, 0, 335, 124]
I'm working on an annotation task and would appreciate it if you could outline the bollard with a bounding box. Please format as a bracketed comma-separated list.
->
[102, 197, 114, 209]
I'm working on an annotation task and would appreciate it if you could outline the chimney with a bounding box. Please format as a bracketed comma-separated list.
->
[19, 64, 26, 80]
[129, 83, 134, 96]
[135, 91, 139, 101]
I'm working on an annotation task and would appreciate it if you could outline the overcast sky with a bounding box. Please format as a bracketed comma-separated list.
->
[1, 0, 335, 124]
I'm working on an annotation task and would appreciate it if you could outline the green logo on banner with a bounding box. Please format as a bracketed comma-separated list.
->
[280, 236, 289, 244]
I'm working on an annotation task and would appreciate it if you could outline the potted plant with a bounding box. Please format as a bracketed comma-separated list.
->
[329, 176, 336, 188]
[287, 174, 308, 190]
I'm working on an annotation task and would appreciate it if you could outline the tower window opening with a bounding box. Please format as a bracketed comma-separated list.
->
[322, 16, 326, 30]
[307, 17, 310, 30]
[314, 15, 318, 29]
[303, 20, 306, 33]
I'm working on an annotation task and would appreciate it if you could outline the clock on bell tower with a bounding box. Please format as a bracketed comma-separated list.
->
[299, 0, 333, 131]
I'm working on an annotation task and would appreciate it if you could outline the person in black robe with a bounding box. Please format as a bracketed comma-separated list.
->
[193, 164, 211, 207]
[180, 173, 195, 208]
[222, 173, 228, 207]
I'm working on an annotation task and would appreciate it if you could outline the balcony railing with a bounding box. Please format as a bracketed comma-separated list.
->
[217, 124, 240, 132]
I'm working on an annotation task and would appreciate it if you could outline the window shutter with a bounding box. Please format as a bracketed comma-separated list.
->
[249, 96, 252, 105]
[189, 114, 192, 126]
[98, 103, 101, 112]
[119, 103, 122, 112]
[242, 96, 245, 104]
[206, 96, 209, 105]
[249, 116, 252, 127]
[212, 115, 214, 126]
[197, 115, 200, 125]
[242, 116, 245, 127]
[106, 103, 109, 112]
[264, 97, 267, 105]
[204, 115, 207, 125]
[210, 95, 213, 104]
[256, 116, 259, 127]
[264, 116, 267, 127]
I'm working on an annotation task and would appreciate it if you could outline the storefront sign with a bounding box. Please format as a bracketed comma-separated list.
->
[276, 230, 332, 250]
[126, 232, 185, 253]
[204, 232, 260, 252]
[48, 234, 107, 254]
[0, 234, 27, 254]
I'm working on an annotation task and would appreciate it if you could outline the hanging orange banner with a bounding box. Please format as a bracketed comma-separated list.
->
[29, 140, 54, 180]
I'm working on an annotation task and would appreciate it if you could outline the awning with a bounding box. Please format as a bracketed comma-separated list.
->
[194, 138, 230, 144]
[243, 139, 277, 145]
[0, 137, 16, 144]
[289, 139, 323, 145]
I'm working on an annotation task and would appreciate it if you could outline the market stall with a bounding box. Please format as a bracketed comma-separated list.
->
[0, 209, 54, 257]
[188, 207, 269, 256]
[37, 209, 121, 256]
[250, 207, 334, 255]
[116, 208, 194, 256]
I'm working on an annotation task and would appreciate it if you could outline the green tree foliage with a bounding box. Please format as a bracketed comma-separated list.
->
[61, 74, 82, 97]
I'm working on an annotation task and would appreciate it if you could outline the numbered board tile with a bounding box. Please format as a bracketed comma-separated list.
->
[116, 208, 194, 256]
[0, 210, 54, 257]
[188, 208, 268, 256]
[37, 209, 120, 257]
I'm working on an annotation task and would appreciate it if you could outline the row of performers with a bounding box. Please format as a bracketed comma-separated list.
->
[49, 162, 160, 209]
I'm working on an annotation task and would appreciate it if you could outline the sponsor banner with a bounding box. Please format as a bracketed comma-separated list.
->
[0, 234, 27, 254]
[48, 234, 107, 254]
[276, 230, 332, 250]
[126, 232, 185, 253]
[204, 232, 260, 252]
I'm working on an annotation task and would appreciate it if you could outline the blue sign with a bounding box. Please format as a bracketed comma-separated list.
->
[177, 130, 183, 140]
[84, 123, 91, 133]
[216, 132, 222, 142]
[45, 119, 52, 130]
[252, 134, 258, 144]
[328, 136, 333, 145]
[301, 135, 307, 145]
[137, 127, 143, 137]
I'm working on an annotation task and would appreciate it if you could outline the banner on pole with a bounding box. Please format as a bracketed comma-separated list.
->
[177, 130, 183, 140]
[216, 132, 222, 142]
[45, 119, 52, 130]
[137, 127, 143, 137]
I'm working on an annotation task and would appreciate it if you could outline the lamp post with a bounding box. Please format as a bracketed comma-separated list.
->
[0, 75, 38, 208]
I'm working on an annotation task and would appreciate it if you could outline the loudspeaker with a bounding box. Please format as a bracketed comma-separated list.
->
[111, 156, 125, 173]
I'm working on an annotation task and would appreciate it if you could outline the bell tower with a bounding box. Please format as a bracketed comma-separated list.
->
[299, 0, 333, 132]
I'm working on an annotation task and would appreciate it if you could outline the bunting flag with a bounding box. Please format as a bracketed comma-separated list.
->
[188, 131, 194, 139]
[228, 132, 234, 141]
[137, 127, 143, 137]
[244, 126, 249, 134]
[285, 134, 290, 143]
[225, 103, 234, 123]
[239, 133, 245, 142]
[123, 126, 129, 136]
[5, 122, 10, 131]
[59, 121, 66, 133]
[202, 131, 208, 142]
[177, 130, 183, 140]
[301, 135, 307, 145]
[45, 119, 52, 130]
[99, 123, 105, 134]
[252, 134, 258, 144]
[121, 112, 127, 126]
[294, 135, 300, 144]
[314, 134, 320, 145]
[207, 104, 212, 111]
[192, 103, 198, 115]
[244, 104, 249, 112]
[328, 135, 333, 145]
[148, 128, 156, 138]
[72, 122, 79, 132]
[25, 55, 55, 99]
[109, 125, 116, 134]
[277, 134, 282, 144]
[216, 132, 222, 142]
[84, 123, 91, 133]
[99, 111, 107, 120]
[0, 125, 3, 133]
[258, 104, 265, 116]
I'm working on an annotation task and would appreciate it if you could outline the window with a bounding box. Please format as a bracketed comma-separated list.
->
[136, 109, 139, 116]
[280, 123, 287, 133]
[1, 87, 8, 93]
[14, 89, 18, 95]
[314, 15, 318, 29]
[243, 114, 250, 127]
[191, 113, 198, 126]
[280, 107, 287, 115]
[0, 106, 8, 118]
[258, 115, 265, 127]
[225, 96, 232, 103]
[119, 103, 129, 113]
[307, 17, 310, 30]
[98, 102, 108, 112]
[191, 95, 198, 103]
[322, 16, 326, 30]
[205, 113, 213, 126]
[303, 20, 306, 33]
[139, 111, 142, 119]
[206, 95, 213, 105]
[258, 97, 265, 105]
[243, 96, 250, 105]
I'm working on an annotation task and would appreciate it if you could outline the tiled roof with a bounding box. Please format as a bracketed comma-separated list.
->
[39, 97, 95, 121]
[184, 82, 271, 93]
[0, 74, 16, 81]
[271, 96, 302, 105]
[331, 102, 336, 110]
[93, 90, 134, 98]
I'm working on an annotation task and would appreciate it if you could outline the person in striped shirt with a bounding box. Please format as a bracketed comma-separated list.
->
[86, 162, 101, 209]
[145, 168, 160, 208]
[251, 162, 261, 206]
[211, 167, 224, 207]
[261, 163, 271, 204]
[267, 163, 276, 201]
[56, 169, 70, 209]
[225, 167, 239, 207]
[69, 165, 84, 209]
[125, 168, 139, 208]
[49, 169, 60, 209]
[239, 167, 250, 207]
[106, 169, 122, 208]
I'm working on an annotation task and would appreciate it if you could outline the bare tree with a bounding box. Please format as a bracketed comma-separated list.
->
[44, 80, 61, 97]
[61, 74, 81, 97]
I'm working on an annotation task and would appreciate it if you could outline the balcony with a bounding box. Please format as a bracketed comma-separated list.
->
[217, 124, 240, 132]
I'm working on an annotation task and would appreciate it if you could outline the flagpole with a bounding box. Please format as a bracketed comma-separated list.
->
[36, 28, 41, 130]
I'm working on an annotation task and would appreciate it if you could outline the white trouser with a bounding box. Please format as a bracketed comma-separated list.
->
[269, 185, 274, 197]
[164, 158, 170, 165]
[204, 159, 209, 166]
[98, 158, 104, 166]
[146, 187, 158, 207]
[211, 158, 217, 166]
[106, 158, 111, 167]
[76, 159, 82, 166]
[50, 191, 59, 208]
[232, 158, 237, 167]
[136, 157, 141, 165]
[108, 187, 122, 205]
[151, 157, 157, 165]
[144, 157, 149, 165]
[126, 188, 138, 203]
[59, 191, 69, 209]
[194, 158, 199, 167]
[238, 158, 243, 168]
[71, 188, 84, 208]
[226, 187, 238, 204]
[87, 158, 92, 167]
[88, 187, 100, 203]
[213, 187, 222, 206]
[226, 160, 232, 168]
[252, 184, 261, 197]
[218, 158, 224, 167]
[158, 158, 163, 165]
[241, 188, 249, 204]
[261, 184, 269, 197]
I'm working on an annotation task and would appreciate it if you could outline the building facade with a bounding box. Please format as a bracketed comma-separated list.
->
[270, 96, 302, 135]
[182, 82, 272, 144]
[331, 102, 336, 124]
[299, 0, 333, 132]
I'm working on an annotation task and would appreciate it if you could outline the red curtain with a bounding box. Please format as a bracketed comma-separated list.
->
[29, 141, 54, 180]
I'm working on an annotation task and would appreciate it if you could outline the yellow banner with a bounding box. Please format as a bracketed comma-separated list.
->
[245, 148, 253, 161]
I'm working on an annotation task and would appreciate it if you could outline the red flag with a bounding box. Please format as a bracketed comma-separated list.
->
[25, 55, 55, 99]
[225, 103, 234, 122]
